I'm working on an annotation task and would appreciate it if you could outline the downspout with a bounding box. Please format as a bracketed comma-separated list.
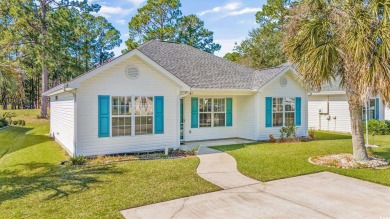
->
[177, 91, 190, 148]
[63, 84, 77, 157]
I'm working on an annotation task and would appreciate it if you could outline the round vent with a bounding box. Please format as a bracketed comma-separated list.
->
[125, 65, 139, 79]
[280, 76, 288, 87]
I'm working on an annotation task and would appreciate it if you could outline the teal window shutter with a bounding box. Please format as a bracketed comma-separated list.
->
[98, 95, 110, 138]
[375, 98, 380, 120]
[226, 98, 233, 126]
[295, 97, 302, 126]
[265, 97, 272, 127]
[154, 96, 164, 134]
[191, 97, 198, 128]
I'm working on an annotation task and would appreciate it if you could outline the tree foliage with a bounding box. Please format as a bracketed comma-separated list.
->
[124, 0, 220, 54]
[227, 0, 293, 68]
[284, 0, 390, 161]
[0, 0, 121, 112]
[175, 15, 221, 53]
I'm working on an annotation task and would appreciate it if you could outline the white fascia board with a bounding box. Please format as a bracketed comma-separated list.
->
[310, 91, 346, 95]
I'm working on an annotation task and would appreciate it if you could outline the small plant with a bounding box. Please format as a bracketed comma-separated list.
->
[12, 121, 18, 125]
[269, 134, 277, 143]
[279, 125, 296, 140]
[69, 156, 86, 165]
[309, 128, 315, 139]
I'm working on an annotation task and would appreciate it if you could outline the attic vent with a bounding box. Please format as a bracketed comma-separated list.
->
[125, 65, 139, 79]
[280, 76, 288, 87]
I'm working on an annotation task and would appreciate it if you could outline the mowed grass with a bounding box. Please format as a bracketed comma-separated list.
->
[215, 131, 390, 186]
[0, 109, 219, 218]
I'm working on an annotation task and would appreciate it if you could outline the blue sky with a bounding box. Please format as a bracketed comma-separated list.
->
[90, 0, 267, 57]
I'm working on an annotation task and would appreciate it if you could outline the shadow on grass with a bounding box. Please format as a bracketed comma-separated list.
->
[373, 148, 390, 160]
[212, 142, 260, 152]
[0, 126, 51, 158]
[0, 162, 124, 203]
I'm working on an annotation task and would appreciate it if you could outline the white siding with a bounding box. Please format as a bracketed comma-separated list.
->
[385, 104, 390, 120]
[257, 72, 308, 139]
[237, 95, 257, 140]
[50, 92, 75, 155]
[76, 56, 180, 156]
[181, 94, 261, 142]
[182, 96, 240, 141]
[308, 95, 386, 133]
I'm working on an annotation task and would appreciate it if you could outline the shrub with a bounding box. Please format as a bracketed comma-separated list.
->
[363, 119, 389, 135]
[269, 134, 277, 143]
[279, 126, 296, 139]
[69, 156, 86, 165]
[21, 120, 26, 126]
[2, 112, 15, 124]
[12, 121, 18, 125]
[0, 120, 4, 128]
[18, 120, 23, 125]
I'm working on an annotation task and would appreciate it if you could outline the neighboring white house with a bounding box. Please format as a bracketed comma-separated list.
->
[308, 78, 390, 133]
[44, 40, 308, 157]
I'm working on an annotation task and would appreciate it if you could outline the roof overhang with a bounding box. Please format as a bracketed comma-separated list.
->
[309, 91, 346, 96]
[190, 88, 257, 96]
[43, 49, 191, 96]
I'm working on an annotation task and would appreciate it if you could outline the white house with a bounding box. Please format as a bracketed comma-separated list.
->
[44, 40, 308, 157]
[308, 78, 390, 133]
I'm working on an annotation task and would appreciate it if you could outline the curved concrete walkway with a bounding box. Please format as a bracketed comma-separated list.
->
[121, 146, 390, 219]
[196, 146, 259, 189]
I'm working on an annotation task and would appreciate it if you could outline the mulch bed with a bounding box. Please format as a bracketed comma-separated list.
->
[309, 153, 389, 169]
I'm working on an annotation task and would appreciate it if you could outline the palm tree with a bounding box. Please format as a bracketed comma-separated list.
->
[284, 0, 390, 161]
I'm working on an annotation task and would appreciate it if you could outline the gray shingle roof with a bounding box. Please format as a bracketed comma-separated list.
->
[138, 40, 289, 90]
[44, 40, 292, 95]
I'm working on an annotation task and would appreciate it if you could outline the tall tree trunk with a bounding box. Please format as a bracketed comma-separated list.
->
[40, 1, 48, 117]
[346, 90, 368, 161]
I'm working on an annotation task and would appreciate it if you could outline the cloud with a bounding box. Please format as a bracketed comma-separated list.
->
[198, 2, 260, 18]
[117, 19, 126, 25]
[226, 7, 261, 16]
[128, 0, 146, 7]
[93, 6, 133, 18]
[198, 2, 242, 16]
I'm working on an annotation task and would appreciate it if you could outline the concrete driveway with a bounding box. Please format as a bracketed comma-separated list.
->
[122, 147, 390, 219]
[121, 172, 390, 218]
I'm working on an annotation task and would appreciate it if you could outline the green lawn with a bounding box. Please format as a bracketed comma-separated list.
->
[0, 109, 219, 218]
[215, 131, 390, 186]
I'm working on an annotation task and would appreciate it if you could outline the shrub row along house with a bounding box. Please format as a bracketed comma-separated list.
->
[44, 41, 308, 157]
[308, 77, 390, 133]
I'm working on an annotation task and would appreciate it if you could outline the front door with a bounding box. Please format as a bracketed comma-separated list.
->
[180, 99, 184, 141]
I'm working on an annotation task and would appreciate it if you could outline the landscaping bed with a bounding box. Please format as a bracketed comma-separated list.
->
[309, 153, 389, 169]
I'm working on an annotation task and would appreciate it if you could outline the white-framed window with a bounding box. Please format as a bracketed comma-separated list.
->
[362, 99, 376, 121]
[199, 98, 226, 127]
[135, 96, 153, 135]
[111, 96, 154, 137]
[272, 97, 295, 127]
[111, 96, 132, 136]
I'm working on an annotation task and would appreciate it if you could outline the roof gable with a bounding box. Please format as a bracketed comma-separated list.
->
[44, 40, 294, 96]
